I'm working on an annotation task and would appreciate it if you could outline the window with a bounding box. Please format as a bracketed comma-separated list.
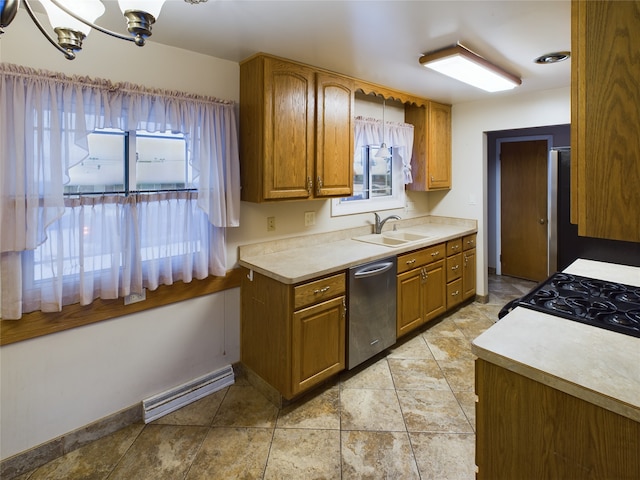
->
[332, 145, 405, 215]
[64, 130, 192, 194]
[331, 116, 414, 217]
[1, 63, 240, 319]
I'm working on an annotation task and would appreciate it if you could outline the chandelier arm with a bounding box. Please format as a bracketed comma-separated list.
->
[48, 0, 138, 44]
[23, 0, 75, 59]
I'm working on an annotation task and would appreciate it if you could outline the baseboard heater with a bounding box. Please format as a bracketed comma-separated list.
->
[142, 365, 235, 423]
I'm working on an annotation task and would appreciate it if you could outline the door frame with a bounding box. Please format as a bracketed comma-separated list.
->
[494, 135, 552, 276]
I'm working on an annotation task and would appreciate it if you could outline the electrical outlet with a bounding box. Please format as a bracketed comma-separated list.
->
[124, 289, 146, 305]
[304, 211, 316, 226]
[267, 216, 276, 231]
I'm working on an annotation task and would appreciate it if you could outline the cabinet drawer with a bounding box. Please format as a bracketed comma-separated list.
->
[463, 234, 477, 251]
[446, 238, 462, 256]
[397, 243, 445, 274]
[446, 252, 462, 282]
[446, 278, 463, 309]
[294, 273, 345, 310]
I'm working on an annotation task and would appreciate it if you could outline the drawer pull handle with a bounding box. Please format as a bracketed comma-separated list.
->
[451, 265, 460, 271]
[451, 290, 460, 296]
[406, 259, 416, 265]
[431, 251, 440, 257]
[314, 286, 330, 294]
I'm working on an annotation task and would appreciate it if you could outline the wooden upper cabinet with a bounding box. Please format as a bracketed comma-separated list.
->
[315, 72, 355, 197]
[405, 101, 452, 191]
[571, 0, 640, 242]
[240, 55, 315, 201]
[239, 54, 354, 202]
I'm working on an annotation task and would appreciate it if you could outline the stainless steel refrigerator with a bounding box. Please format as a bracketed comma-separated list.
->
[549, 148, 640, 271]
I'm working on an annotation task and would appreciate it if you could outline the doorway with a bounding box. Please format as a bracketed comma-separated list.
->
[499, 139, 549, 282]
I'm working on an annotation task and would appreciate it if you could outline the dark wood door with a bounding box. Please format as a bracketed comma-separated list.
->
[500, 140, 548, 281]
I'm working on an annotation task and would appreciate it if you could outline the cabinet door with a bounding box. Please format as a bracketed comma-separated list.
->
[427, 101, 452, 189]
[292, 296, 345, 396]
[571, 0, 640, 242]
[397, 269, 424, 337]
[405, 101, 452, 191]
[462, 248, 476, 300]
[424, 260, 446, 322]
[263, 58, 315, 200]
[315, 72, 354, 197]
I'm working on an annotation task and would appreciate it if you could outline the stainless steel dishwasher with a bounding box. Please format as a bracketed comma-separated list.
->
[347, 256, 397, 369]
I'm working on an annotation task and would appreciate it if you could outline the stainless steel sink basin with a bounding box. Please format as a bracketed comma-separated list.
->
[352, 231, 432, 248]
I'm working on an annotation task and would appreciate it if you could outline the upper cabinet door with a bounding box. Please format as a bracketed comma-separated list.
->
[240, 55, 315, 202]
[427, 101, 452, 190]
[315, 72, 354, 198]
[571, 0, 640, 242]
[263, 58, 316, 200]
[405, 101, 452, 191]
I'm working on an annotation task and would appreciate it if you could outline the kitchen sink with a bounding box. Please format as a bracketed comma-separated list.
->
[352, 231, 432, 248]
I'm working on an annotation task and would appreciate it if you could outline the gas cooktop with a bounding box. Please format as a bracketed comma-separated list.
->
[499, 272, 640, 338]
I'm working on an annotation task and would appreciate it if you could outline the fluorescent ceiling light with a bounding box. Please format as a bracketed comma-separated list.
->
[419, 44, 521, 92]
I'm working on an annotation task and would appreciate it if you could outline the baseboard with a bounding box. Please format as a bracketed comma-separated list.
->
[1, 364, 238, 480]
[0, 404, 141, 480]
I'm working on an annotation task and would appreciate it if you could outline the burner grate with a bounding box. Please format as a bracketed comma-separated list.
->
[514, 273, 640, 338]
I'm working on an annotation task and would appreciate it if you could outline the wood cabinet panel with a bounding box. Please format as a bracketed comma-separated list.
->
[476, 359, 640, 479]
[446, 252, 462, 283]
[240, 54, 354, 202]
[240, 56, 315, 202]
[396, 258, 445, 338]
[292, 296, 345, 395]
[446, 278, 463, 310]
[397, 243, 445, 274]
[571, 0, 640, 242]
[405, 101, 452, 191]
[462, 248, 476, 301]
[315, 72, 354, 197]
[241, 269, 346, 400]
[462, 234, 476, 251]
[294, 272, 345, 309]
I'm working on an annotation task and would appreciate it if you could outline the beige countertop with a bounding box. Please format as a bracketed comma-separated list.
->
[472, 259, 640, 422]
[238, 215, 477, 284]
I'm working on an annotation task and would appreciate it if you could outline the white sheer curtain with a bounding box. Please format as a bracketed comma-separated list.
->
[354, 116, 414, 183]
[0, 63, 240, 319]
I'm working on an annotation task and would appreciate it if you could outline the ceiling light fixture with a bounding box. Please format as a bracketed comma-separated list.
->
[0, 0, 171, 60]
[419, 43, 522, 92]
[534, 51, 571, 64]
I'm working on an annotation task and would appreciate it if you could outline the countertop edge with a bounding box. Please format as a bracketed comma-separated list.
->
[238, 218, 477, 284]
[471, 341, 640, 423]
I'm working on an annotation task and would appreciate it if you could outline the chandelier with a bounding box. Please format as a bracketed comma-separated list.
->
[0, 0, 206, 60]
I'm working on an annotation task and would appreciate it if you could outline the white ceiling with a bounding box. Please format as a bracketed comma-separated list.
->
[42, 0, 573, 105]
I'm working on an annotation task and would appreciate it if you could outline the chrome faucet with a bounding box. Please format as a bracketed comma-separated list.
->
[374, 212, 401, 234]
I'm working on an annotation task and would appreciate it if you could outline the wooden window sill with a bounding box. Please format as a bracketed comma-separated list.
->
[0, 268, 243, 346]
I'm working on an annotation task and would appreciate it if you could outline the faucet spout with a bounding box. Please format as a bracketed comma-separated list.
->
[374, 212, 401, 234]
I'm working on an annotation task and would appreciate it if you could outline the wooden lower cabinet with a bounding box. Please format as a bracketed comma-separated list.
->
[475, 359, 640, 479]
[446, 238, 463, 309]
[396, 243, 446, 338]
[241, 269, 346, 400]
[397, 259, 446, 337]
[462, 234, 477, 301]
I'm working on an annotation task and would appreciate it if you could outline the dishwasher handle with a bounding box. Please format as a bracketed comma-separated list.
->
[353, 261, 395, 279]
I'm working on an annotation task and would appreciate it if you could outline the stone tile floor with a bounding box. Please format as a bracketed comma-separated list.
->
[14, 274, 535, 480]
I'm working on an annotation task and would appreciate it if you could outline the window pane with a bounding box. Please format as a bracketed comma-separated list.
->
[370, 152, 392, 198]
[65, 130, 125, 194]
[136, 133, 191, 191]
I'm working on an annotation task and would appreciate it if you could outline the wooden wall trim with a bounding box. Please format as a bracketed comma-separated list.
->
[0, 268, 243, 346]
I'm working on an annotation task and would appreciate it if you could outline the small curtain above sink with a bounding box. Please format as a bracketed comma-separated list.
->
[354, 116, 414, 183]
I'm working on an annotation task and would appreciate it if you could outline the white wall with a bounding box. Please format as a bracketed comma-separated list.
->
[432, 87, 571, 297]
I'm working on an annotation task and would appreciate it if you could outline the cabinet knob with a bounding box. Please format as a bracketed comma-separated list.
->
[539, 218, 546, 225]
